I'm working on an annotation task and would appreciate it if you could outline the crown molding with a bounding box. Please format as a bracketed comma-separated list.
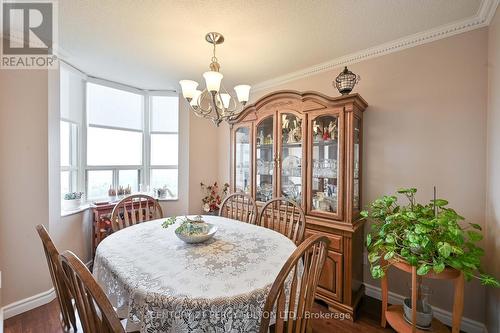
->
[252, 0, 499, 92]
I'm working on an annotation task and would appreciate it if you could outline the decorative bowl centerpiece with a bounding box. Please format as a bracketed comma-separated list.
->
[162, 215, 218, 244]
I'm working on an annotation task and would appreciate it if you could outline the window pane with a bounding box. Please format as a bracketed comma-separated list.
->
[87, 127, 142, 166]
[150, 169, 178, 198]
[60, 121, 70, 167]
[60, 65, 85, 123]
[87, 170, 113, 199]
[151, 134, 178, 166]
[119, 169, 140, 192]
[61, 171, 70, 195]
[151, 95, 179, 132]
[87, 83, 143, 130]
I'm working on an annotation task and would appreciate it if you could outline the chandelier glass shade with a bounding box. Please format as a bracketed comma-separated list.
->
[179, 32, 251, 126]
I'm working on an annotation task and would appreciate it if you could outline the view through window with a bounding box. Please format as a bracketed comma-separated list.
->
[59, 65, 179, 206]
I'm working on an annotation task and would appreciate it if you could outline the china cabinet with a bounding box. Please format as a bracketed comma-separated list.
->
[229, 90, 368, 318]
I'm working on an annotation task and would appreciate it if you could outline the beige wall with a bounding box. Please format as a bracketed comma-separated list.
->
[485, 6, 500, 333]
[187, 101, 220, 214]
[218, 28, 490, 323]
[0, 67, 52, 305]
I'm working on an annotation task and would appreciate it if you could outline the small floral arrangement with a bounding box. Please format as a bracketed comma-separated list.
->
[63, 192, 84, 200]
[200, 182, 229, 212]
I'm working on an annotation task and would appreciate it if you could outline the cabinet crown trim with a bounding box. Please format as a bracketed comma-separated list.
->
[230, 90, 368, 124]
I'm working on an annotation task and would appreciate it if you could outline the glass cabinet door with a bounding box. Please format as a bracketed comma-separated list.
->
[310, 114, 341, 217]
[255, 116, 274, 202]
[234, 126, 251, 194]
[279, 113, 303, 204]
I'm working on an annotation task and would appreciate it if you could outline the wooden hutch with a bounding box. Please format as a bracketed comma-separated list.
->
[229, 90, 367, 318]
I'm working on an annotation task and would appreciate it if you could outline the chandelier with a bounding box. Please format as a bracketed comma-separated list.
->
[179, 32, 251, 126]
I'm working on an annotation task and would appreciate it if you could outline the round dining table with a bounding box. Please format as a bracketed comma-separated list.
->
[93, 215, 297, 333]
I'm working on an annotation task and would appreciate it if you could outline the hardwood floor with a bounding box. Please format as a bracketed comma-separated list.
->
[4, 296, 395, 333]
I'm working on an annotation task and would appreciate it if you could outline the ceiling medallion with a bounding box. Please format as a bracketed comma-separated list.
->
[179, 32, 251, 126]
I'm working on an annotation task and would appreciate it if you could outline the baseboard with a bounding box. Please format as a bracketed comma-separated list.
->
[364, 283, 487, 333]
[1, 260, 93, 321]
[1, 288, 56, 320]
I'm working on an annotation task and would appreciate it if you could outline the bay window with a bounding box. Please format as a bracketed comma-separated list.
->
[59, 64, 179, 207]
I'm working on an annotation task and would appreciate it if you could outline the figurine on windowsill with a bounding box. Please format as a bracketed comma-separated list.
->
[108, 187, 117, 197]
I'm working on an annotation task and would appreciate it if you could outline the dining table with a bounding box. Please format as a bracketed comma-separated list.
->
[93, 215, 298, 333]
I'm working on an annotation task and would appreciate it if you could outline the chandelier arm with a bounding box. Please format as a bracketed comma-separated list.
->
[210, 92, 223, 121]
[194, 90, 216, 115]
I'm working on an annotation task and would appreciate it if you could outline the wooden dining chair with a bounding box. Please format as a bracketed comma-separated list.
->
[258, 197, 306, 245]
[59, 250, 125, 333]
[110, 194, 163, 232]
[259, 235, 330, 333]
[219, 192, 258, 224]
[36, 224, 77, 332]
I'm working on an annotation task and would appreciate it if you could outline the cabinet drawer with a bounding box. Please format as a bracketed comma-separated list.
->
[317, 250, 343, 302]
[305, 229, 343, 253]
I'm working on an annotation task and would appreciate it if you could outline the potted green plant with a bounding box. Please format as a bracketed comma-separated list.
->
[62, 191, 84, 211]
[361, 188, 499, 287]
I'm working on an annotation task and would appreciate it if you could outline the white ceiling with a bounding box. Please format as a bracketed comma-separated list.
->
[59, 0, 485, 91]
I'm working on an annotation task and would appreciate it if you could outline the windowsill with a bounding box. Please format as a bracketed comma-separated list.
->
[158, 198, 178, 202]
[61, 203, 91, 217]
[60, 197, 179, 217]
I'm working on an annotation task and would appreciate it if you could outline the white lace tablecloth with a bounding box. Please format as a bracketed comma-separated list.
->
[93, 215, 297, 333]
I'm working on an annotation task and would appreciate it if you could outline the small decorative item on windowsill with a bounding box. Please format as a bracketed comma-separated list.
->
[334, 66, 360, 95]
[62, 192, 84, 211]
[200, 181, 229, 215]
[154, 186, 174, 199]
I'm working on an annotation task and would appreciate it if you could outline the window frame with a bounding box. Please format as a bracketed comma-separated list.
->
[148, 92, 180, 194]
[60, 119, 79, 195]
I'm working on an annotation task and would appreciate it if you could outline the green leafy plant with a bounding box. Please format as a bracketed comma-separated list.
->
[63, 192, 84, 200]
[361, 188, 499, 287]
[161, 215, 205, 234]
[161, 216, 177, 229]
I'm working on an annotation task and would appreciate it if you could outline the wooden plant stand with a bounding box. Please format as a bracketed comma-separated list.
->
[380, 259, 464, 333]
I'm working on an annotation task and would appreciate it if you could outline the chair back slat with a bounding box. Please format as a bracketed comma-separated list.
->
[35, 224, 76, 331]
[259, 198, 306, 245]
[60, 250, 125, 333]
[286, 265, 299, 333]
[259, 235, 329, 333]
[219, 192, 258, 224]
[111, 194, 163, 232]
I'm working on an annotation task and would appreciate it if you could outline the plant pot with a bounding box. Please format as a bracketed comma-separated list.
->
[403, 298, 433, 329]
[205, 210, 219, 216]
[62, 198, 82, 211]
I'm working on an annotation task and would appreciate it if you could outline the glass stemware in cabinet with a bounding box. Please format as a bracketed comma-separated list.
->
[311, 115, 340, 214]
[235, 127, 251, 193]
[256, 117, 274, 202]
[281, 114, 303, 203]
